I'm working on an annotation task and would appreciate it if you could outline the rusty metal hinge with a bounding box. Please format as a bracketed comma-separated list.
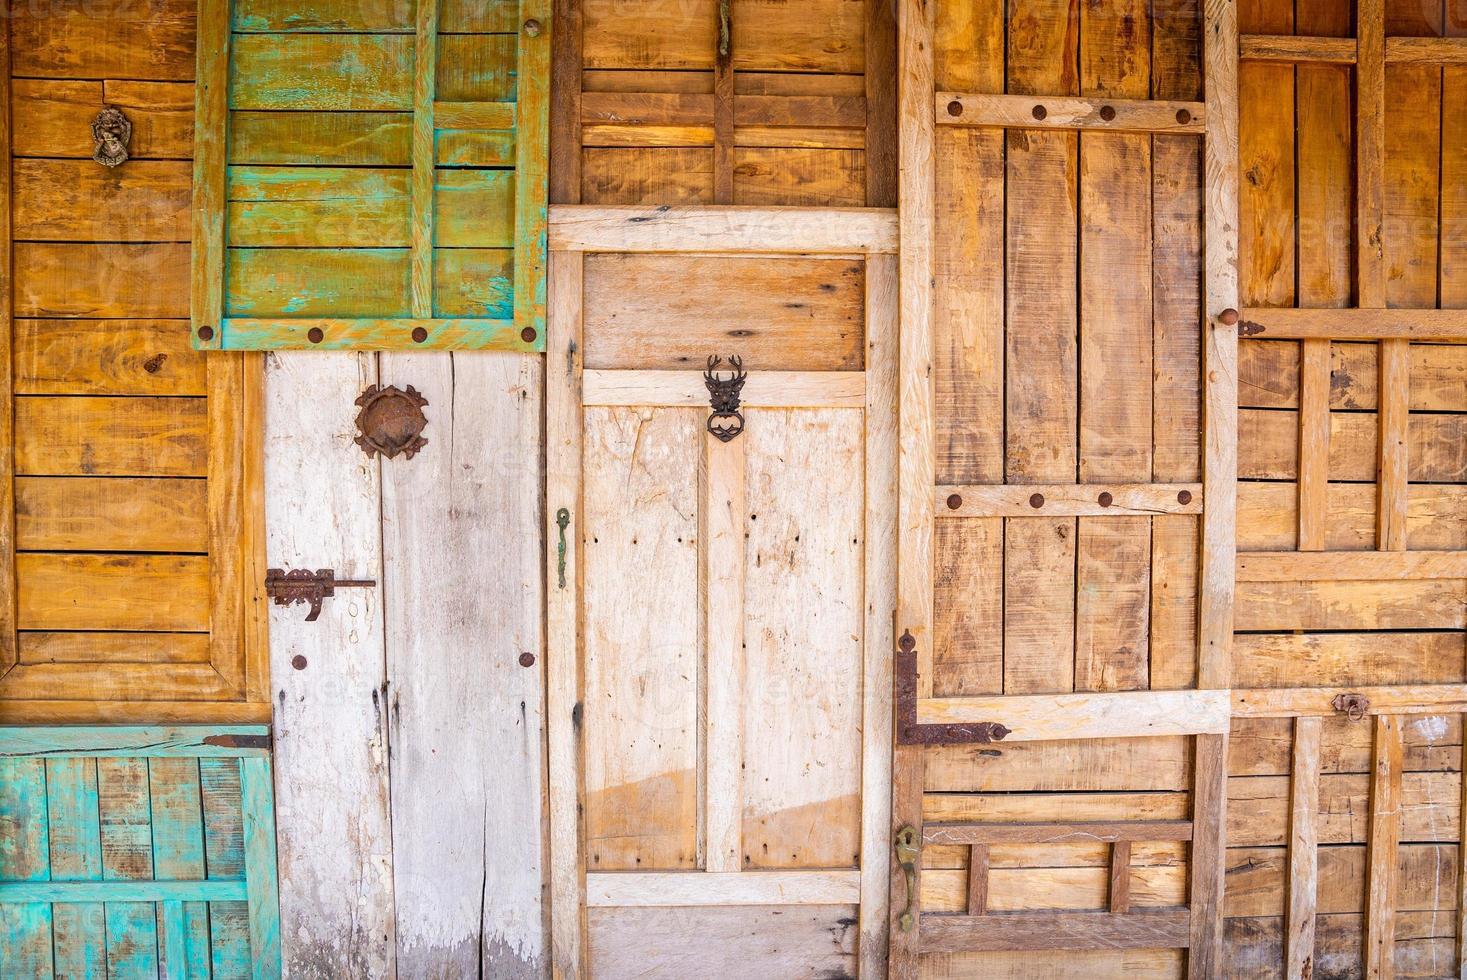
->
[265, 568, 376, 622]
[895, 630, 1011, 745]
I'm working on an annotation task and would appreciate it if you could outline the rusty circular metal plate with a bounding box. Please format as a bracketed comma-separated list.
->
[354, 384, 430, 460]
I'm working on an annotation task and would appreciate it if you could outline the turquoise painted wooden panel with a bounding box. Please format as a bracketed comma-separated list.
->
[190, 0, 550, 351]
[0, 727, 281, 978]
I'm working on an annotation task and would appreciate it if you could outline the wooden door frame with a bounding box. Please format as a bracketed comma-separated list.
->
[546, 204, 899, 977]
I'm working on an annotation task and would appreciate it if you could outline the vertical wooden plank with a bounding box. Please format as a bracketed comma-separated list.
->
[239, 756, 281, 979]
[0, 759, 52, 977]
[1188, 732, 1228, 977]
[702, 433, 745, 874]
[1199, 0, 1239, 692]
[1357, 0, 1386, 310]
[1287, 716, 1322, 980]
[200, 758, 251, 977]
[149, 757, 207, 979]
[549, 0, 582, 204]
[1443, 66, 1466, 310]
[1377, 339, 1410, 550]
[515, 0, 553, 342]
[411, 0, 438, 319]
[1295, 0, 1353, 309]
[967, 844, 989, 916]
[860, 251, 898, 978]
[0, 0, 15, 683]
[1365, 714, 1403, 979]
[713, 0, 735, 203]
[546, 250, 585, 980]
[1108, 840, 1131, 914]
[1298, 339, 1331, 550]
[160, 901, 188, 979]
[1458, 710, 1467, 978]
[264, 352, 393, 976]
[99, 757, 159, 977]
[893, 0, 935, 972]
[865, 0, 898, 206]
[381, 351, 546, 977]
[47, 758, 104, 978]
[207, 348, 263, 699]
[191, 0, 227, 349]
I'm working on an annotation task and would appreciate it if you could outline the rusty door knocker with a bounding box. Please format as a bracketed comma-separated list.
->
[704, 355, 747, 442]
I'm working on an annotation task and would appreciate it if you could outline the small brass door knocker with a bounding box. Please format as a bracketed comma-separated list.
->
[91, 106, 132, 167]
[703, 355, 747, 442]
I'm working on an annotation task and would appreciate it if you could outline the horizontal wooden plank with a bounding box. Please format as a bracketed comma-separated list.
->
[1233, 632, 1466, 688]
[582, 370, 866, 408]
[229, 111, 411, 166]
[919, 911, 1191, 954]
[1386, 37, 1467, 64]
[0, 701, 272, 725]
[1237, 551, 1467, 581]
[1240, 339, 1467, 412]
[0, 725, 268, 757]
[915, 691, 1231, 741]
[231, 34, 413, 110]
[10, 0, 195, 79]
[585, 871, 861, 907]
[0, 663, 236, 703]
[1239, 35, 1357, 64]
[17, 632, 210, 666]
[226, 165, 409, 247]
[924, 821, 1193, 846]
[217, 317, 529, 351]
[1240, 409, 1467, 482]
[1240, 307, 1467, 341]
[1236, 579, 1467, 630]
[0, 881, 248, 903]
[434, 100, 516, 131]
[15, 477, 207, 552]
[15, 243, 189, 318]
[16, 553, 210, 632]
[588, 906, 857, 979]
[924, 793, 1191, 826]
[1237, 482, 1467, 552]
[15, 397, 207, 477]
[549, 205, 898, 253]
[14, 319, 205, 396]
[12, 159, 191, 242]
[938, 93, 1204, 133]
[938, 484, 1202, 517]
[12, 80, 193, 160]
[1233, 685, 1467, 718]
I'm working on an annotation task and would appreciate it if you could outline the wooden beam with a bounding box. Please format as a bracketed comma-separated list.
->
[0, 700, 273, 725]
[925, 821, 1194, 846]
[938, 92, 1204, 134]
[1377, 339, 1409, 551]
[1459, 715, 1467, 977]
[189, 0, 228, 350]
[0, 4, 15, 682]
[219, 317, 528, 352]
[1364, 714, 1403, 978]
[1357, 0, 1386, 309]
[548, 204, 899, 253]
[581, 370, 866, 408]
[1385, 36, 1467, 64]
[865, 0, 898, 206]
[1239, 34, 1357, 64]
[1297, 339, 1330, 551]
[1188, 733, 1228, 977]
[513, 0, 552, 345]
[1286, 717, 1321, 980]
[548, 0, 582, 204]
[937, 483, 1202, 517]
[915, 690, 1230, 740]
[1236, 550, 1467, 581]
[701, 434, 745, 875]
[409, 0, 436, 319]
[919, 911, 1192, 954]
[1234, 684, 1467, 718]
[1240, 307, 1467, 341]
[712, 0, 733, 202]
[585, 871, 862, 907]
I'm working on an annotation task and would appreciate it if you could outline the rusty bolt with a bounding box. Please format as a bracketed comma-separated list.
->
[197, 325, 215, 342]
[1218, 308, 1240, 326]
[1099, 105, 1116, 122]
[1098, 491, 1114, 507]
[524, 18, 541, 36]
[1032, 104, 1048, 121]
[946, 493, 963, 510]
[1177, 489, 1193, 505]
[1029, 493, 1045, 509]
[411, 326, 429, 344]
[521, 326, 538, 343]
[1176, 108, 1192, 125]
[947, 100, 963, 117]
[307, 327, 325, 344]
[519, 652, 536, 668]
[291, 655, 307, 670]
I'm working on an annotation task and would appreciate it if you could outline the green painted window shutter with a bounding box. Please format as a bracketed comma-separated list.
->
[190, 0, 550, 351]
[0, 727, 281, 977]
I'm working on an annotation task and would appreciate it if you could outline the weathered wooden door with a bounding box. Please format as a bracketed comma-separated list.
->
[889, 0, 1238, 976]
[546, 207, 898, 978]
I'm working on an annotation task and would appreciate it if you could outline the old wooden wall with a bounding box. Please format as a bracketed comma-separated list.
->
[0, 0, 267, 723]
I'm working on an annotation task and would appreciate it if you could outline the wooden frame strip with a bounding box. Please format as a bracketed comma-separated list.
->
[1236, 550, 1467, 581]
[1240, 307, 1467, 340]
[433, 101, 516, 130]
[1459, 713, 1467, 976]
[514, 0, 553, 344]
[0, 6, 13, 682]
[915, 690, 1230, 740]
[545, 250, 585, 978]
[712, 0, 734, 202]
[548, 0, 581, 205]
[0, 725, 270, 757]
[1286, 716, 1321, 980]
[241, 755, 283, 978]
[1297, 339, 1330, 551]
[1109, 842, 1131, 914]
[864, 0, 898, 206]
[0, 701, 273, 724]
[1376, 338, 1409, 551]
[1234, 685, 1467, 718]
[1240, 35, 1357, 64]
[937, 92, 1204, 134]
[582, 370, 865, 408]
[1357, 0, 1386, 310]
[190, 0, 228, 350]
[219, 318, 530, 352]
[410, 0, 437, 319]
[585, 871, 862, 907]
[925, 821, 1193, 846]
[0, 880, 248, 903]
[1364, 714, 1403, 977]
[966, 845, 988, 916]
[919, 911, 1192, 954]
[1385, 36, 1467, 64]
[937, 483, 1202, 517]
[548, 205, 899, 254]
[1188, 733, 1229, 976]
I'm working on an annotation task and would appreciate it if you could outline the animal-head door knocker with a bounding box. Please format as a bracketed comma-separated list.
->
[704, 355, 747, 442]
[91, 106, 132, 167]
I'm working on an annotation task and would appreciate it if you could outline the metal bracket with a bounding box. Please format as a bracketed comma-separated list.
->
[703, 354, 747, 442]
[264, 568, 376, 622]
[555, 508, 571, 589]
[895, 631, 1011, 745]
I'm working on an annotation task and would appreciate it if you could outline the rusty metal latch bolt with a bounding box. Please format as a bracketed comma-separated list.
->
[895, 825, 920, 932]
[265, 568, 376, 622]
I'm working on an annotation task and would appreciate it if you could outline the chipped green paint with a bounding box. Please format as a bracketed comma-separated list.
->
[0, 727, 281, 978]
[193, 0, 547, 351]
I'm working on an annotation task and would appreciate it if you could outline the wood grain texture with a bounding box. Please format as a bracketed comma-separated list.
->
[1286, 716, 1321, 979]
[16, 554, 209, 632]
[1364, 714, 1403, 978]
